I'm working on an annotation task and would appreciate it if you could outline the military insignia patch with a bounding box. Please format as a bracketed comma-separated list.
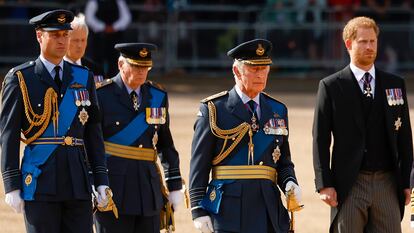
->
[256, 43, 265, 56]
[146, 107, 166, 124]
[57, 14, 66, 24]
[139, 48, 148, 58]
[70, 82, 84, 89]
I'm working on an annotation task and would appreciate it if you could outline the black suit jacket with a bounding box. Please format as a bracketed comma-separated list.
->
[313, 66, 413, 220]
[1, 58, 109, 200]
[96, 74, 182, 216]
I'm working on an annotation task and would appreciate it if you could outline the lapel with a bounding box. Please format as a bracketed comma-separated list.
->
[338, 66, 365, 132]
[34, 58, 59, 92]
[259, 93, 274, 128]
[139, 83, 152, 112]
[226, 88, 251, 123]
[60, 61, 74, 93]
[113, 74, 135, 111]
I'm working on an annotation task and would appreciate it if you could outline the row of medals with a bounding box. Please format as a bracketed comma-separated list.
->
[74, 90, 90, 125]
[250, 114, 281, 164]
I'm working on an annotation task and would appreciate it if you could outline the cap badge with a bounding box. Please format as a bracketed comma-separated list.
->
[57, 14, 66, 24]
[139, 48, 148, 58]
[256, 44, 265, 56]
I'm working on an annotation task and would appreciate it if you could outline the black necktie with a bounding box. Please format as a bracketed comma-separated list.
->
[363, 72, 373, 99]
[130, 92, 139, 111]
[54, 66, 62, 91]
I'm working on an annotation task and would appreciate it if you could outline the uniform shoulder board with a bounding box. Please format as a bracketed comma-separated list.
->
[96, 78, 113, 89]
[146, 80, 165, 91]
[8, 61, 35, 75]
[201, 91, 228, 103]
[262, 92, 286, 107]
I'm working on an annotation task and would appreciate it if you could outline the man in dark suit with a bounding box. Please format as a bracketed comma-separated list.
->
[189, 39, 302, 233]
[64, 13, 105, 83]
[94, 43, 184, 233]
[313, 16, 413, 232]
[1, 9, 110, 233]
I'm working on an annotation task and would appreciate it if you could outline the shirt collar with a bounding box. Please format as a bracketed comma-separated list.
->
[235, 85, 260, 106]
[40, 55, 64, 74]
[64, 56, 82, 66]
[350, 63, 375, 82]
[124, 82, 141, 96]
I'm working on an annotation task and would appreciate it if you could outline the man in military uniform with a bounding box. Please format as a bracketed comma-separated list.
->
[94, 43, 184, 233]
[189, 39, 303, 233]
[64, 13, 105, 83]
[1, 9, 110, 233]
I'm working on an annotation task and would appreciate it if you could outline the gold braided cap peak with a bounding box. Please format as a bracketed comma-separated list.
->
[201, 91, 228, 103]
[96, 78, 113, 89]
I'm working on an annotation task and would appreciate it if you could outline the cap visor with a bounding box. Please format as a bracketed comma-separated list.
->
[41, 25, 72, 31]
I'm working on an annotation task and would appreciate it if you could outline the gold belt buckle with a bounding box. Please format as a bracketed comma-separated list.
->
[63, 136, 74, 146]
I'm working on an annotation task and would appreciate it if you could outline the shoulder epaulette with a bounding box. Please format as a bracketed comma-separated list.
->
[7, 61, 35, 75]
[201, 91, 228, 103]
[96, 79, 113, 89]
[262, 92, 285, 104]
[146, 80, 165, 91]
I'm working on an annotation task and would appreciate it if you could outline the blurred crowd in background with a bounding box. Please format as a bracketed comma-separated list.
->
[0, 0, 413, 78]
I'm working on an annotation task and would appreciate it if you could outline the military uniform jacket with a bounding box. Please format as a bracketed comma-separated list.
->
[1, 58, 109, 201]
[189, 87, 298, 233]
[96, 74, 182, 216]
[313, 66, 413, 221]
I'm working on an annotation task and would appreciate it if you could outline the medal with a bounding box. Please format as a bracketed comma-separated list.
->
[272, 145, 281, 163]
[85, 91, 91, 106]
[251, 114, 259, 132]
[146, 108, 166, 124]
[25, 174, 32, 186]
[394, 117, 402, 131]
[78, 107, 89, 125]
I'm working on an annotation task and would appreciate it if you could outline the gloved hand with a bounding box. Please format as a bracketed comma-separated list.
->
[193, 215, 214, 233]
[96, 185, 109, 207]
[5, 190, 24, 213]
[168, 190, 184, 211]
[285, 181, 302, 203]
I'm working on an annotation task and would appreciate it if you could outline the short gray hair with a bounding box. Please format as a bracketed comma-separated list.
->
[71, 13, 89, 35]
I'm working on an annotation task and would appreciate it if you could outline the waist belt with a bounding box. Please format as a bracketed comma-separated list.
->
[31, 137, 84, 146]
[212, 165, 277, 183]
[104, 141, 156, 162]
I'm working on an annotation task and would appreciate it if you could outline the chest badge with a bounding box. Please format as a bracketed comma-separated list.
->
[394, 117, 402, 131]
[78, 108, 89, 125]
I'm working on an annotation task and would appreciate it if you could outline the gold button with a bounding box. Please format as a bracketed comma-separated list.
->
[116, 121, 120, 125]
[259, 161, 263, 165]
[139, 144, 143, 148]
[63, 136, 73, 145]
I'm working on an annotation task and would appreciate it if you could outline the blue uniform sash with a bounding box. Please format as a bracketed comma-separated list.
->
[201, 97, 287, 213]
[21, 66, 88, 200]
[106, 87, 165, 148]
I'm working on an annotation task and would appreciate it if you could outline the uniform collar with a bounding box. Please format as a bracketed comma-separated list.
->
[124, 81, 141, 96]
[350, 63, 375, 83]
[234, 84, 260, 106]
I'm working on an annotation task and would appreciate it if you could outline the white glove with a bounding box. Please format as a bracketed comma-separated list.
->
[96, 185, 109, 207]
[285, 181, 302, 203]
[168, 190, 183, 211]
[5, 190, 24, 213]
[193, 215, 214, 233]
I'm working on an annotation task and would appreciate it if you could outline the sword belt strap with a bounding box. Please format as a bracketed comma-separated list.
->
[31, 136, 84, 146]
[104, 141, 156, 162]
[212, 165, 277, 183]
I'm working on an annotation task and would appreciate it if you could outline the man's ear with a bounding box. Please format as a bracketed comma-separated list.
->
[233, 65, 241, 79]
[36, 30, 43, 44]
[345, 39, 352, 51]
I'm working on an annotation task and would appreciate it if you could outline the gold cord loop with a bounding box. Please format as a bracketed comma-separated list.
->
[17, 71, 59, 144]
